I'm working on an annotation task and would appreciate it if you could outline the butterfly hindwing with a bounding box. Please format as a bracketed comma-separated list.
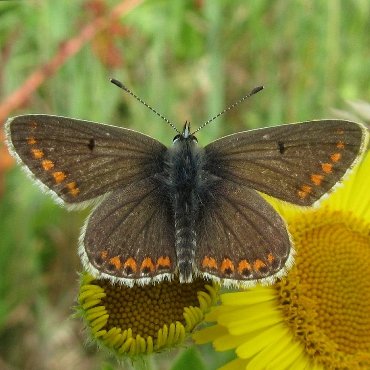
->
[195, 179, 292, 286]
[204, 120, 368, 206]
[5, 115, 166, 206]
[81, 176, 176, 285]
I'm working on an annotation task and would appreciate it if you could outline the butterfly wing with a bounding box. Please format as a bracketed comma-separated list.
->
[81, 176, 176, 285]
[195, 180, 292, 287]
[5, 115, 166, 207]
[204, 120, 368, 206]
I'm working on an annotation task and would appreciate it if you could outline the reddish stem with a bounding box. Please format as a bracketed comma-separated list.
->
[0, 0, 143, 125]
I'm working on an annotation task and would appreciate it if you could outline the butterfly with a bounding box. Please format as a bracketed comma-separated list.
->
[5, 82, 369, 288]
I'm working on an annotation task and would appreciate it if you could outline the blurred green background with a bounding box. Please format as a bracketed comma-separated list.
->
[1, 1, 370, 369]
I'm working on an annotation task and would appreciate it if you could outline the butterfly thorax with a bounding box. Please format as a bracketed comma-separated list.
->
[162, 123, 205, 283]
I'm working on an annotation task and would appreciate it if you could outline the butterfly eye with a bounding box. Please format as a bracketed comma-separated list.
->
[173, 134, 182, 143]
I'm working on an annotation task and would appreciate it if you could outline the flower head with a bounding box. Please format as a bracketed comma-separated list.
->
[78, 273, 218, 357]
[194, 151, 370, 369]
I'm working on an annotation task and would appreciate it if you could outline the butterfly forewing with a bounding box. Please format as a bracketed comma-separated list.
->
[196, 180, 292, 286]
[204, 120, 367, 206]
[6, 115, 166, 206]
[81, 176, 176, 285]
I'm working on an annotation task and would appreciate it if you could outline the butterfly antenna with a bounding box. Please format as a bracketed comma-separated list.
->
[192, 85, 264, 135]
[110, 78, 181, 134]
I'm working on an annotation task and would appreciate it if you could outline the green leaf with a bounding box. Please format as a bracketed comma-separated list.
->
[171, 346, 207, 370]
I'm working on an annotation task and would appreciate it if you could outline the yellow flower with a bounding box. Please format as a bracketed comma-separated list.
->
[194, 151, 370, 369]
[77, 273, 218, 357]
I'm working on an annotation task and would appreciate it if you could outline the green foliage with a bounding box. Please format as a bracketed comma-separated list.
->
[171, 346, 207, 370]
[1, 0, 369, 369]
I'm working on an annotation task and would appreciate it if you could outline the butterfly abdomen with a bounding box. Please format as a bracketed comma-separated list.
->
[174, 192, 197, 282]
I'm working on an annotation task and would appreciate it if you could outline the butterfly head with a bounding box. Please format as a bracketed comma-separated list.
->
[173, 121, 198, 144]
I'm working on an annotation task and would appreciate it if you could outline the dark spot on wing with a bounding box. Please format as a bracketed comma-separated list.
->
[88, 138, 95, 151]
[278, 141, 285, 154]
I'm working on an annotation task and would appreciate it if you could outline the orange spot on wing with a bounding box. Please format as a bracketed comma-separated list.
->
[27, 137, 37, 145]
[322, 163, 333, 174]
[297, 184, 312, 199]
[69, 188, 80, 197]
[52, 171, 67, 184]
[267, 253, 275, 264]
[109, 256, 121, 270]
[41, 159, 54, 171]
[336, 141, 345, 149]
[202, 256, 218, 270]
[336, 129, 344, 135]
[100, 250, 108, 260]
[141, 257, 155, 273]
[237, 259, 252, 274]
[124, 258, 137, 273]
[31, 148, 44, 159]
[156, 256, 171, 269]
[311, 174, 324, 186]
[330, 152, 341, 163]
[220, 258, 235, 274]
[66, 181, 80, 196]
[253, 259, 266, 271]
